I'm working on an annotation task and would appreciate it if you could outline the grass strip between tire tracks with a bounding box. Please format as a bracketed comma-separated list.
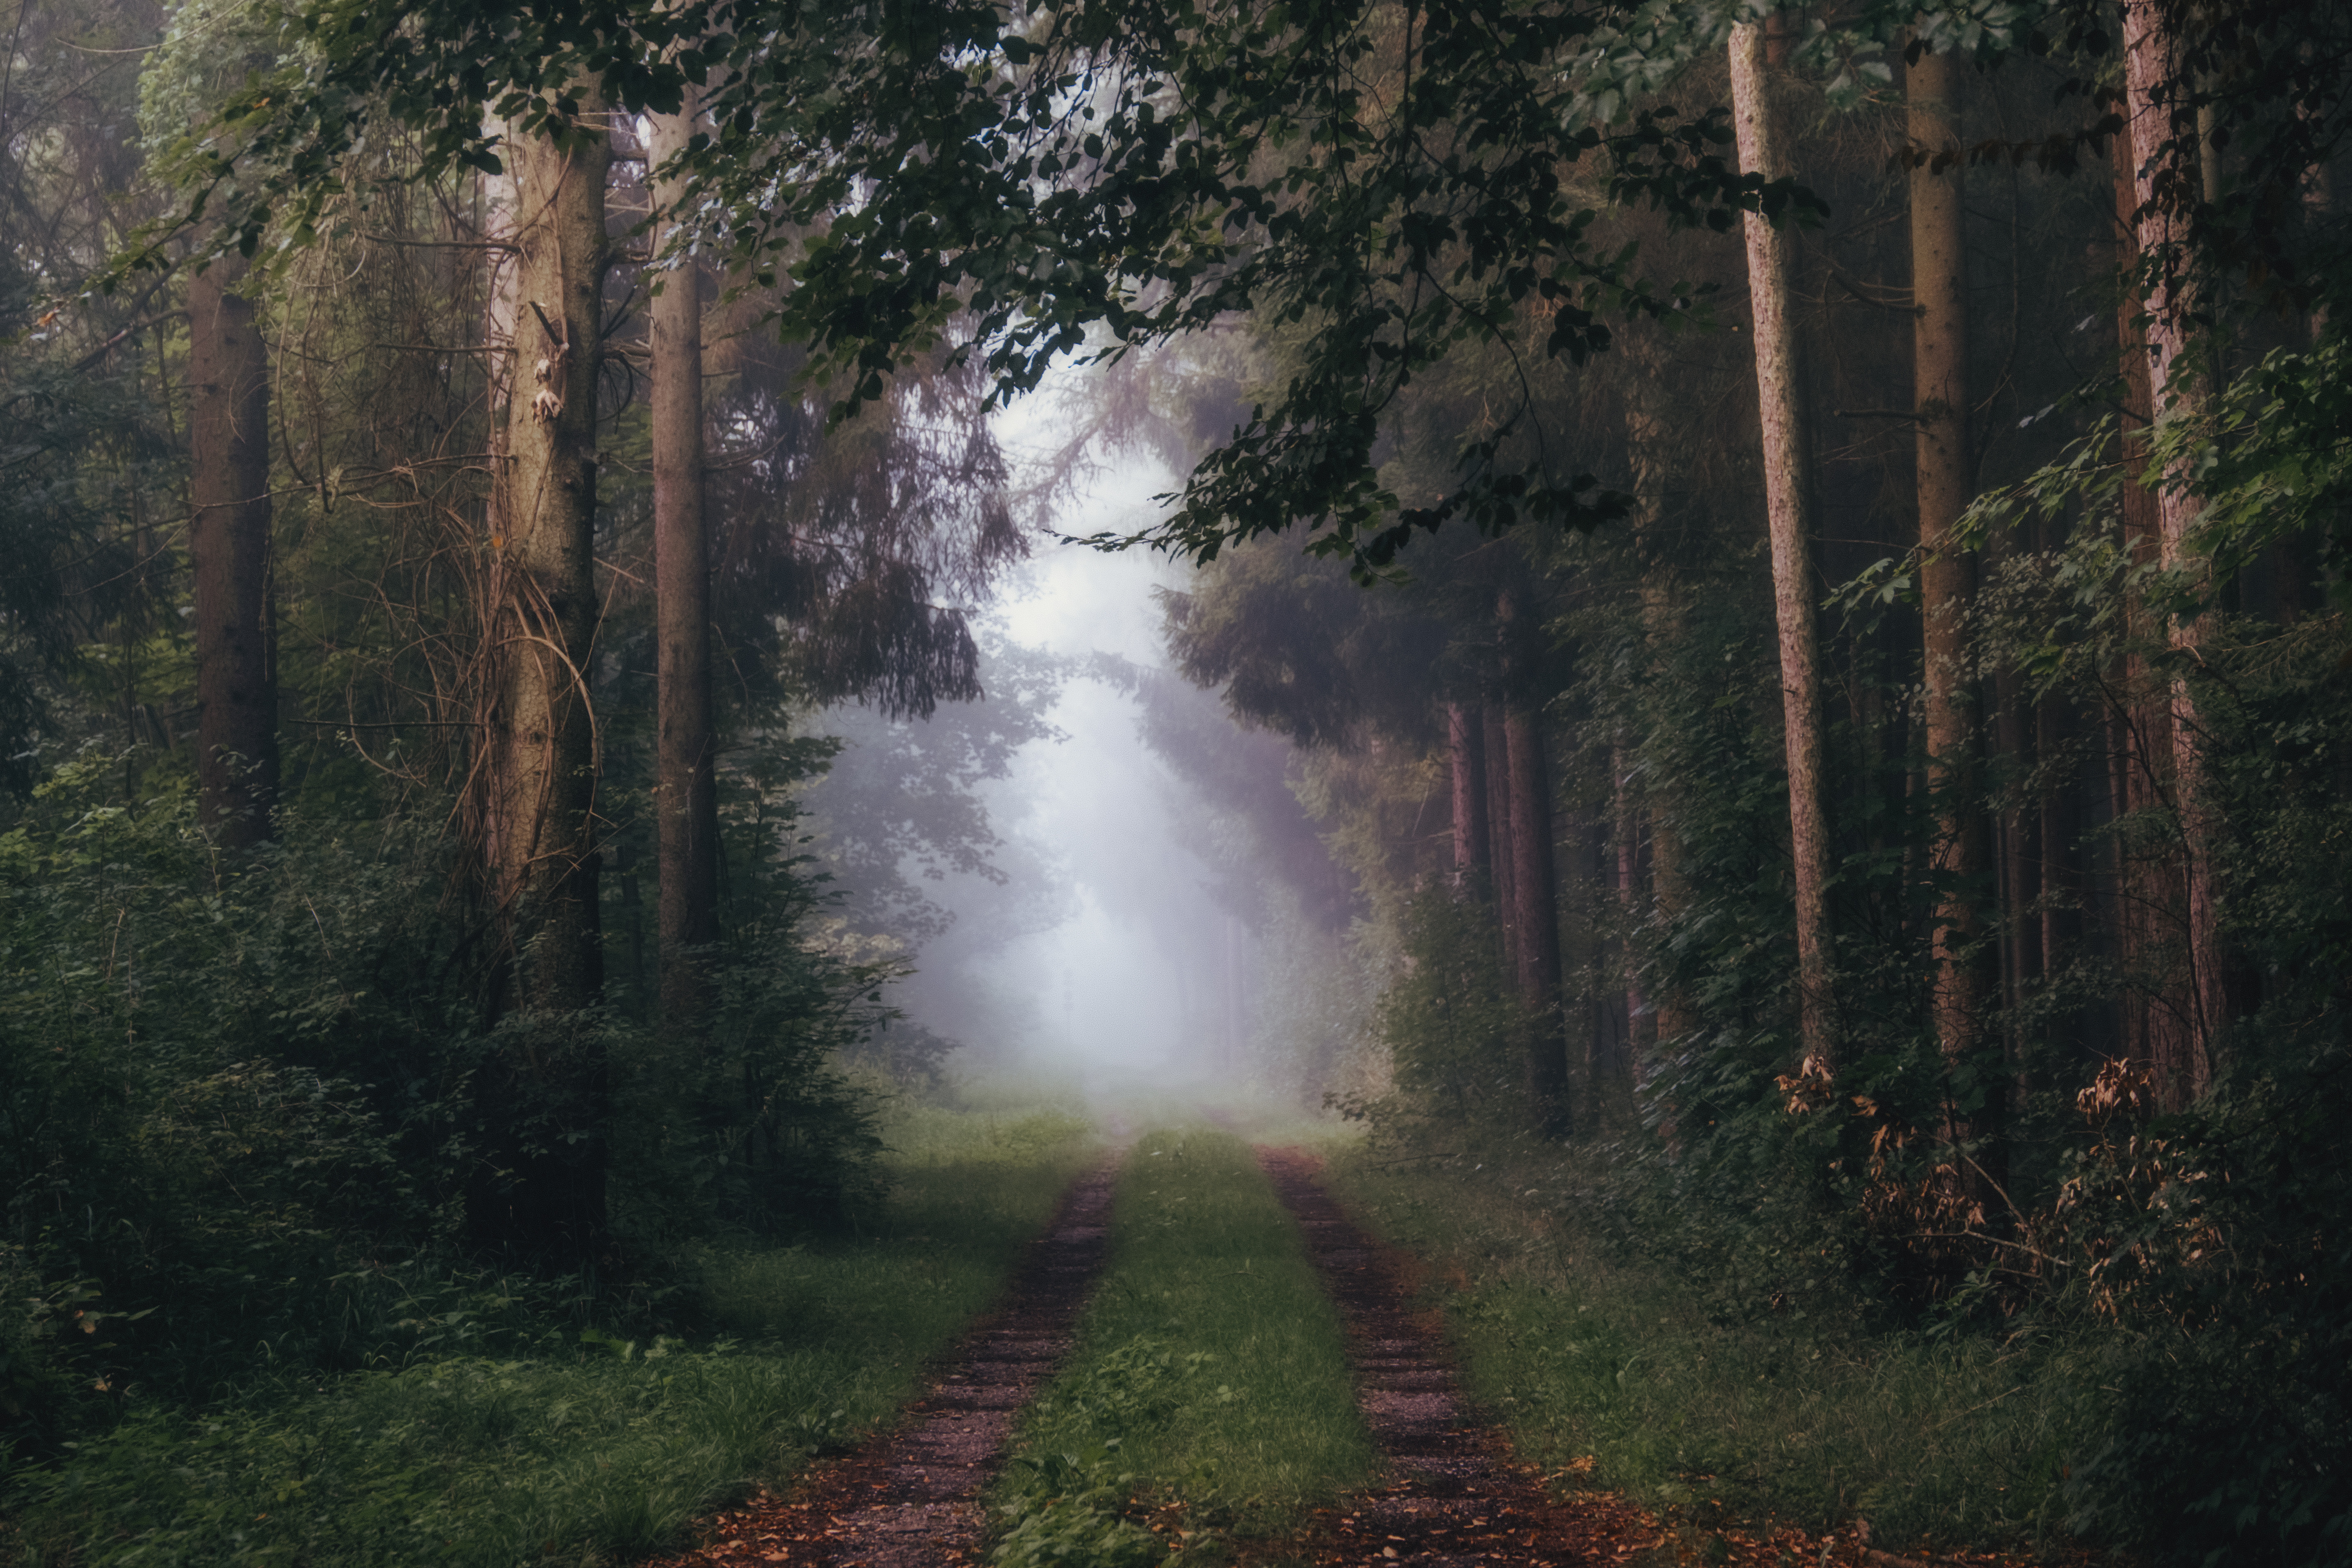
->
[990, 1127, 1375, 1568]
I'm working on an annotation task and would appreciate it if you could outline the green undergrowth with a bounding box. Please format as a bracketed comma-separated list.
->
[990, 1127, 1373, 1568]
[1321, 1143, 2089, 1559]
[1, 1101, 1097, 1568]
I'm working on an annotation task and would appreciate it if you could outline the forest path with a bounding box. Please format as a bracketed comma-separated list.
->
[646, 1155, 1117, 1568]
[1251, 1144, 1676, 1567]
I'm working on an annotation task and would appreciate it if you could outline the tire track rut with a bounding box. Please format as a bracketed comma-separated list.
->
[1257, 1144, 1662, 1567]
[651, 1157, 1117, 1568]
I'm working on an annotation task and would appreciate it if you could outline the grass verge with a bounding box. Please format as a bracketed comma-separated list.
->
[2, 1101, 1097, 1568]
[1320, 1142, 2090, 1558]
[988, 1126, 1374, 1568]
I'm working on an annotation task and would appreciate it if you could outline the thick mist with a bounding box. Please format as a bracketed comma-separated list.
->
[801, 438, 1273, 1106]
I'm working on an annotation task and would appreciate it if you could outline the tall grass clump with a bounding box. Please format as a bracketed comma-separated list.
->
[991, 1127, 1374, 1567]
[1323, 1145, 2090, 1556]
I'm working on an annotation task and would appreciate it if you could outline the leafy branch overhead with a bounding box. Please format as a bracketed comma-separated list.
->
[144, 0, 1827, 574]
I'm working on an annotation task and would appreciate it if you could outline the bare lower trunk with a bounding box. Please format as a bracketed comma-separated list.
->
[188, 255, 277, 849]
[650, 87, 722, 1035]
[1483, 697, 1520, 974]
[1731, 21, 1835, 1070]
[1448, 699, 1492, 891]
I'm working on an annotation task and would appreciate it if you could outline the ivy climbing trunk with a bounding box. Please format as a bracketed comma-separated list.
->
[2123, 0, 2220, 1106]
[1730, 19, 1835, 1072]
[187, 255, 277, 850]
[649, 83, 721, 1038]
[477, 98, 613, 1257]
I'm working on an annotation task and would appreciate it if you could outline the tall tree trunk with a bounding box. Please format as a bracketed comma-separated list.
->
[1623, 351, 1692, 1055]
[1499, 585, 1570, 1137]
[1730, 21, 1836, 1070]
[2109, 125, 2177, 1087]
[1483, 697, 1520, 974]
[649, 86, 722, 1035]
[1909, 47, 1991, 1136]
[2122, 0, 2219, 1106]
[1448, 699, 1492, 891]
[478, 98, 613, 1256]
[187, 255, 277, 849]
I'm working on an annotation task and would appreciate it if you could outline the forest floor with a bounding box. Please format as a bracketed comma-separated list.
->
[646, 1140, 2095, 1568]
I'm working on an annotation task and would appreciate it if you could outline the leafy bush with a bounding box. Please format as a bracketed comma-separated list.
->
[1334, 889, 1531, 1141]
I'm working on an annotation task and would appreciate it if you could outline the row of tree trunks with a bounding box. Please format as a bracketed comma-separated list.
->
[1447, 606, 1573, 1140]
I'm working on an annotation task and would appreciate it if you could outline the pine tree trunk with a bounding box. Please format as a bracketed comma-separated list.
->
[2109, 126, 2178, 1088]
[1909, 46, 1993, 1147]
[2123, 0, 2219, 1105]
[1730, 21, 1835, 1070]
[650, 87, 722, 1035]
[1483, 697, 1520, 974]
[1623, 350, 1691, 1055]
[1449, 699, 1491, 891]
[1500, 585, 1570, 1137]
[476, 98, 612, 1257]
[187, 255, 277, 849]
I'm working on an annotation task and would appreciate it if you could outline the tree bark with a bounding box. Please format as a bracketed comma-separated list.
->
[1483, 697, 1520, 973]
[1909, 47, 1991, 1111]
[1730, 21, 1836, 1070]
[2122, 0, 2219, 1106]
[476, 98, 613, 1256]
[187, 255, 277, 850]
[1449, 700, 1492, 891]
[1499, 585, 1570, 1137]
[650, 85, 722, 1036]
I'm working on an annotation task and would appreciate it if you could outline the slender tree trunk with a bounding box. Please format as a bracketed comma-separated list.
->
[1910, 46, 1985, 1073]
[2122, 0, 2219, 1105]
[1483, 697, 1520, 973]
[1623, 352, 1692, 1055]
[1730, 21, 1835, 1070]
[1499, 585, 1570, 1136]
[477, 98, 613, 1256]
[1613, 740, 1650, 1067]
[1448, 699, 1492, 891]
[650, 86, 722, 1035]
[1908, 46, 1997, 1168]
[2110, 126, 2177, 1086]
[187, 255, 277, 849]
